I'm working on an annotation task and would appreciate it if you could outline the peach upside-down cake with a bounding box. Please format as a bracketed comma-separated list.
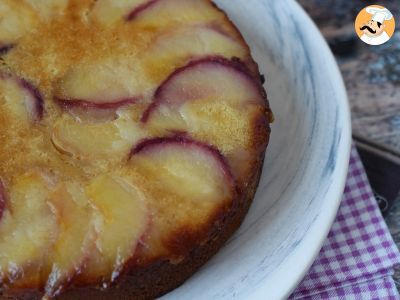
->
[0, 0, 272, 298]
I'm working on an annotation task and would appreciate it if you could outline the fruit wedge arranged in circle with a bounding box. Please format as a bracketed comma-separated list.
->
[131, 136, 234, 203]
[92, 0, 221, 26]
[77, 175, 149, 284]
[91, 0, 148, 25]
[131, 136, 234, 197]
[0, 1, 37, 51]
[54, 60, 143, 111]
[43, 182, 97, 298]
[0, 172, 58, 287]
[53, 57, 148, 123]
[24, 0, 68, 19]
[0, 73, 43, 123]
[53, 25, 246, 107]
[126, 0, 223, 27]
[129, 136, 235, 255]
[55, 97, 139, 123]
[52, 58, 150, 160]
[141, 57, 266, 153]
[141, 26, 247, 85]
[0, 0, 271, 296]
[0, 0, 67, 53]
[142, 57, 264, 121]
[51, 110, 148, 160]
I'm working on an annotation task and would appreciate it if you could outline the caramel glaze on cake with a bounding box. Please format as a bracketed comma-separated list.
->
[0, 0, 272, 299]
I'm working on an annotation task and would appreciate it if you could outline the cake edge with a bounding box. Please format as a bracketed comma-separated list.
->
[1, 1, 271, 298]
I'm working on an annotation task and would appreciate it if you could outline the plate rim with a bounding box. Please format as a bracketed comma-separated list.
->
[249, 1, 352, 298]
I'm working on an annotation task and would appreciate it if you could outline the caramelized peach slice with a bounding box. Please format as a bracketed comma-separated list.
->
[143, 57, 264, 121]
[130, 136, 234, 203]
[56, 99, 138, 123]
[91, 0, 148, 25]
[0, 73, 43, 122]
[51, 110, 147, 160]
[0, 1, 36, 48]
[55, 61, 143, 106]
[54, 58, 145, 121]
[55, 26, 246, 109]
[0, 0, 68, 54]
[0, 173, 58, 286]
[78, 175, 149, 284]
[142, 57, 267, 156]
[43, 183, 97, 298]
[92, 0, 221, 26]
[25, 0, 68, 19]
[128, 137, 235, 257]
[126, 0, 222, 27]
[128, 137, 234, 257]
[141, 26, 247, 84]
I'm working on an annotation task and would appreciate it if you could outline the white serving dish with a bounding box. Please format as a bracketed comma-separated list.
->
[163, 0, 351, 299]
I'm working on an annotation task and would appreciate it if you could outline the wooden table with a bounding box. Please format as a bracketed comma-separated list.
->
[298, 0, 400, 289]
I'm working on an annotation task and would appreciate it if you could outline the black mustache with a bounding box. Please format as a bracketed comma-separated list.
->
[360, 26, 376, 34]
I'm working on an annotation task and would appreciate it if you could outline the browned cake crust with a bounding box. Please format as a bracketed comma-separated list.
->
[4, 127, 268, 300]
[3, 159, 264, 300]
[3, 165, 266, 300]
[59, 8, 270, 297]
[59, 152, 266, 300]
[0, 0, 271, 299]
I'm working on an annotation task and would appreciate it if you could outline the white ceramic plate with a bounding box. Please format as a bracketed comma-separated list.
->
[162, 0, 352, 299]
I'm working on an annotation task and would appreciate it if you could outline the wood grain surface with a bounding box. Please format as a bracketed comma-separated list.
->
[298, 0, 400, 151]
[298, 0, 400, 290]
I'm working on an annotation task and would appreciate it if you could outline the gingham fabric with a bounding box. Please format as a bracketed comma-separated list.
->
[290, 146, 400, 299]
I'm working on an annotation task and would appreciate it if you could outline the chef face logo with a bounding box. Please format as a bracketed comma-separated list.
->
[355, 5, 395, 46]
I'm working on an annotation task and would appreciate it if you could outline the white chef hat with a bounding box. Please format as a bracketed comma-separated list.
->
[366, 6, 393, 24]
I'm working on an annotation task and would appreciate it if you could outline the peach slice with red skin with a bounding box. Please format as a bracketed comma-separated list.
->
[130, 136, 235, 199]
[54, 59, 144, 121]
[24, 0, 69, 19]
[55, 97, 138, 122]
[56, 98, 138, 110]
[43, 183, 97, 298]
[0, 1, 37, 48]
[0, 73, 44, 122]
[52, 58, 149, 159]
[141, 57, 268, 181]
[142, 56, 264, 122]
[129, 136, 235, 257]
[0, 0, 68, 55]
[51, 109, 148, 160]
[140, 26, 248, 85]
[0, 172, 58, 287]
[92, 0, 222, 26]
[54, 26, 247, 117]
[54, 61, 144, 105]
[77, 175, 149, 285]
[125, 0, 158, 20]
[126, 0, 223, 26]
[91, 0, 148, 25]
[19, 78, 44, 121]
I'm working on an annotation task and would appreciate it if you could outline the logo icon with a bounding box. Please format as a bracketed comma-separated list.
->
[355, 5, 395, 46]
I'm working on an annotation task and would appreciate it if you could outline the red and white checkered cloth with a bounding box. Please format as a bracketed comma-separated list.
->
[290, 146, 400, 299]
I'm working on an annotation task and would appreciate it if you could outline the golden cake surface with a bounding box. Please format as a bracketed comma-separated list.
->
[0, 0, 271, 298]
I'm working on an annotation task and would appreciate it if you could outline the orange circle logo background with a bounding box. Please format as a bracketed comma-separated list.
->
[355, 5, 395, 39]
